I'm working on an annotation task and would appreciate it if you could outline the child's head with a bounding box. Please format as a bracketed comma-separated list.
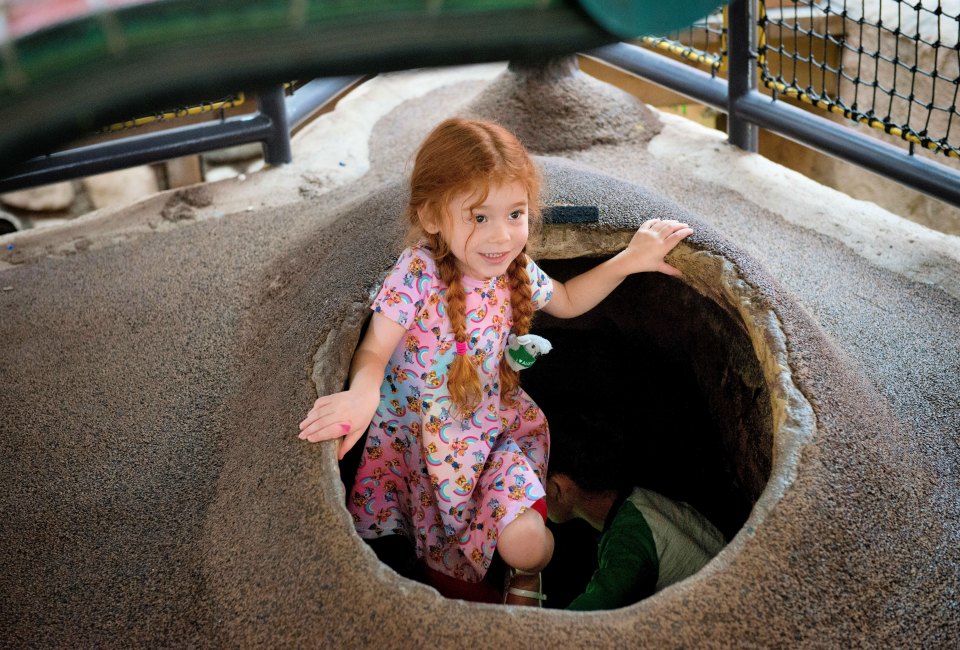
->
[546, 407, 635, 524]
[405, 117, 542, 260]
[406, 118, 542, 414]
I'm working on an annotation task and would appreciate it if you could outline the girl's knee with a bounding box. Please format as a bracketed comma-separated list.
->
[498, 509, 554, 572]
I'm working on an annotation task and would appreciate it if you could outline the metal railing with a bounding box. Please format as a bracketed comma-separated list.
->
[591, 0, 960, 209]
[0, 77, 360, 194]
[4, 1, 959, 210]
[758, 1, 960, 161]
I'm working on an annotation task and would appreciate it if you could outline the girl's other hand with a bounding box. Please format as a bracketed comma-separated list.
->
[623, 218, 694, 277]
[298, 388, 379, 459]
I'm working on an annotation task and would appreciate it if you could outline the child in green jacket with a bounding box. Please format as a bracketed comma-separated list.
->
[546, 410, 726, 610]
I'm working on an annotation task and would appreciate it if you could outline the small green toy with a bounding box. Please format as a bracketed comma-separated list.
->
[505, 333, 553, 371]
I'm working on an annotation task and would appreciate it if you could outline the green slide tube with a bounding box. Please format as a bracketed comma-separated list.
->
[0, 0, 725, 169]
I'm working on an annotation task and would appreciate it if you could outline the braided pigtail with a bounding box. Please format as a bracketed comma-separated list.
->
[436, 253, 483, 415]
[403, 118, 543, 411]
[500, 252, 534, 405]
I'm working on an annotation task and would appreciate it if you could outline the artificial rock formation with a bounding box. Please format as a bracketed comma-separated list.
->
[465, 56, 662, 153]
[2, 65, 958, 648]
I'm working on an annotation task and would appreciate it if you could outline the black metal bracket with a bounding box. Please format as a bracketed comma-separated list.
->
[0, 76, 360, 194]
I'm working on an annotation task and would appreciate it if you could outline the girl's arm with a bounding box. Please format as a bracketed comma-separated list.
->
[542, 219, 692, 319]
[298, 312, 407, 459]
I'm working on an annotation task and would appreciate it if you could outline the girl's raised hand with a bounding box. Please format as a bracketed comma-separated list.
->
[623, 218, 694, 277]
[298, 388, 379, 460]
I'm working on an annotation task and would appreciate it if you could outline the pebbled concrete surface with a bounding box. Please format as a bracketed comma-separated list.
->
[1, 63, 958, 648]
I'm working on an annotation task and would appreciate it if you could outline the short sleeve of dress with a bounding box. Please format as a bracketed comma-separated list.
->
[370, 247, 434, 328]
[526, 257, 554, 311]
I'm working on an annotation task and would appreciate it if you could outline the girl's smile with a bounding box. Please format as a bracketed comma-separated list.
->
[480, 251, 510, 264]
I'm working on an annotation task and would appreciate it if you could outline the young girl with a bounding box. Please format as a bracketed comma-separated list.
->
[298, 117, 692, 605]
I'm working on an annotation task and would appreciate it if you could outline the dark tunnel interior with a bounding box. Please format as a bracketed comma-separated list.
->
[340, 255, 774, 608]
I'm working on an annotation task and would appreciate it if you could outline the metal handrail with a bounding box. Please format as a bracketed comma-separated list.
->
[590, 0, 960, 210]
[0, 77, 360, 194]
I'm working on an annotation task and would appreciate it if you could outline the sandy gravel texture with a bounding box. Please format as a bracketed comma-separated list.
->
[1, 64, 958, 648]
[463, 57, 661, 153]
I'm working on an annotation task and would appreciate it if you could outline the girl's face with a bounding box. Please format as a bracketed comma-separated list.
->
[428, 180, 530, 280]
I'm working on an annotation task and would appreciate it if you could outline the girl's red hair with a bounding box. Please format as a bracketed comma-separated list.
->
[406, 118, 541, 415]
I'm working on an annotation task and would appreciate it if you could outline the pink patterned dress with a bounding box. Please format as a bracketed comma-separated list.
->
[348, 246, 554, 583]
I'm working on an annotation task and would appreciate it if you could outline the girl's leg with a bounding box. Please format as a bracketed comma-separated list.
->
[493, 391, 552, 605]
[498, 508, 554, 572]
[498, 508, 554, 606]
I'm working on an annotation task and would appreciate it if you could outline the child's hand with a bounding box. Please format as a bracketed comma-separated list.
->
[621, 218, 693, 277]
[541, 218, 695, 319]
[298, 388, 379, 460]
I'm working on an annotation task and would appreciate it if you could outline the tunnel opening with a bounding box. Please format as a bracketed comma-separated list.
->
[0, 214, 20, 236]
[521, 256, 771, 607]
[330, 243, 803, 610]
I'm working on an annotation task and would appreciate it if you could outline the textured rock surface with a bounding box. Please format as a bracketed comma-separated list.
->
[464, 57, 661, 153]
[82, 166, 159, 210]
[1, 65, 958, 648]
[1, 181, 75, 211]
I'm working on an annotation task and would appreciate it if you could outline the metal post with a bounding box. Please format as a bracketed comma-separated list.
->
[0, 116, 276, 193]
[286, 76, 363, 131]
[727, 0, 758, 151]
[258, 84, 292, 166]
[0, 77, 363, 192]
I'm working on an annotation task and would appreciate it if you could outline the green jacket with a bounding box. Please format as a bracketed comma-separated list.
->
[568, 487, 726, 611]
